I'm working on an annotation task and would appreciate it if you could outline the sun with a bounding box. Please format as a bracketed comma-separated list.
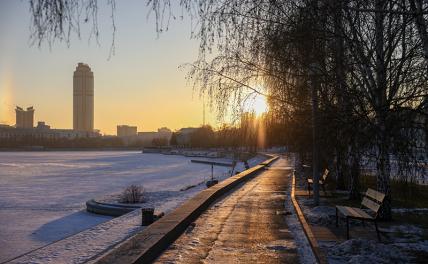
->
[248, 93, 268, 116]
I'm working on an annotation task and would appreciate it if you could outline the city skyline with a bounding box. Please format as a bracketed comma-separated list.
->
[0, 1, 216, 134]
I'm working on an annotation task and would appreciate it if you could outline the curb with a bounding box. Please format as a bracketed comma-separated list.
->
[86, 199, 143, 217]
[291, 171, 328, 264]
[90, 155, 278, 264]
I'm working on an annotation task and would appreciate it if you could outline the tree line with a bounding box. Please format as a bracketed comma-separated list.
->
[0, 135, 124, 148]
[169, 113, 285, 150]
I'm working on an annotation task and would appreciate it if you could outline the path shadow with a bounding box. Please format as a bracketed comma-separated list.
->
[31, 210, 112, 243]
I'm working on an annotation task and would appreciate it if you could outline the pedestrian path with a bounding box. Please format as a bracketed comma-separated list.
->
[155, 158, 299, 263]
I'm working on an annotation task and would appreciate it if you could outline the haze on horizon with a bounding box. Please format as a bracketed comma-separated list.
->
[0, 0, 218, 135]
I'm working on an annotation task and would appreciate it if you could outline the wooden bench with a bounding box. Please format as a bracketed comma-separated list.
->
[335, 188, 385, 241]
[307, 169, 329, 195]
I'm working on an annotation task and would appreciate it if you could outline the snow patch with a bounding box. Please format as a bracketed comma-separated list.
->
[276, 158, 317, 264]
[304, 206, 336, 226]
[326, 239, 410, 264]
[382, 224, 424, 235]
[265, 240, 297, 252]
[392, 208, 428, 214]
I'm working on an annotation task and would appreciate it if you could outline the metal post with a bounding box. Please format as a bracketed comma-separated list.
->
[141, 208, 154, 226]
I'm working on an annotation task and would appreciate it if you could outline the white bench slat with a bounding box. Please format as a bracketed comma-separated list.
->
[307, 179, 323, 184]
[307, 169, 329, 184]
[336, 206, 351, 216]
[347, 207, 373, 219]
[336, 206, 373, 220]
[321, 169, 329, 182]
[362, 197, 381, 213]
[366, 188, 385, 203]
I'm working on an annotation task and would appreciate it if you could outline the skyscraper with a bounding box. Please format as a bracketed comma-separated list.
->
[15, 106, 34, 128]
[73, 63, 94, 131]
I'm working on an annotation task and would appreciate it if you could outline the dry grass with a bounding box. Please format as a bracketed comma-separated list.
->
[119, 185, 145, 203]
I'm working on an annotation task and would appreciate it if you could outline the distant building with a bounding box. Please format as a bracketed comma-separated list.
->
[36, 121, 50, 130]
[0, 125, 100, 141]
[117, 125, 137, 137]
[158, 127, 172, 133]
[73, 63, 94, 132]
[15, 106, 34, 128]
[176, 127, 198, 146]
[119, 127, 173, 146]
[136, 131, 161, 143]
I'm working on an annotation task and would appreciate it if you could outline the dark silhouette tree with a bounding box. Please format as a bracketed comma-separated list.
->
[169, 132, 178, 146]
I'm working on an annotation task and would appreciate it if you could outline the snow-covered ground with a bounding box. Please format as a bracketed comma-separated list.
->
[296, 195, 428, 263]
[292, 157, 428, 263]
[272, 157, 317, 264]
[0, 151, 265, 263]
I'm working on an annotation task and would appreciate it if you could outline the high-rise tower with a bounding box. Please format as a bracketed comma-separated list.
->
[73, 63, 94, 131]
[15, 106, 34, 128]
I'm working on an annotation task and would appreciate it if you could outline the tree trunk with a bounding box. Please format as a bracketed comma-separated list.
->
[348, 144, 361, 200]
[335, 148, 347, 190]
[333, 4, 348, 190]
[311, 67, 320, 206]
[377, 134, 392, 220]
[332, 0, 347, 191]
[374, 0, 392, 220]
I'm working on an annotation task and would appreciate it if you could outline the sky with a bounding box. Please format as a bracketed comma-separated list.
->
[0, 0, 219, 135]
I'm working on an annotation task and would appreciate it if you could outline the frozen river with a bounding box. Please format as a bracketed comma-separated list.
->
[0, 151, 260, 263]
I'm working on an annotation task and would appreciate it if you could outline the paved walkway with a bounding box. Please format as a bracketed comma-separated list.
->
[155, 159, 299, 263]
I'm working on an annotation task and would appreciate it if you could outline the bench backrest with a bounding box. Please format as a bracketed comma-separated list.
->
[321, 169, 329, 182]
[361, 188, 385, 215]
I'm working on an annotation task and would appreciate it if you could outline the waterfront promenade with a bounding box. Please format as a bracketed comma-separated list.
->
[155, 158, 302, 263]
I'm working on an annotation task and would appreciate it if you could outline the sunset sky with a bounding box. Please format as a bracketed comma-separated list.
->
[0, 1, 219, 135]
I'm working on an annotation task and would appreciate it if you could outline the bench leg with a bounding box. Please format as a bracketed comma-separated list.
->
[336, 207, 339, 227]
[375, 220, 381, 242]
[346, 217, 350, 239]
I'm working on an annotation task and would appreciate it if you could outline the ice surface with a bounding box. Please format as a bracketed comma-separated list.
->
[0, 151, 265, 263]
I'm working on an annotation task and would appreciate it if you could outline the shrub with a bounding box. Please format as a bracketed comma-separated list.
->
[119, 185, 145, 203]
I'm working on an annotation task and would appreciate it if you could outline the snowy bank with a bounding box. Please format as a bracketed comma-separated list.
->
[326, 239, 409, 264]
[273, 157, 317, 264]
[296, 194, 428, 263]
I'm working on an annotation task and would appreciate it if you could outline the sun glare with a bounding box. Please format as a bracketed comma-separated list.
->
[250, 93, 268, 116]
[0, 68, 14, 125]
